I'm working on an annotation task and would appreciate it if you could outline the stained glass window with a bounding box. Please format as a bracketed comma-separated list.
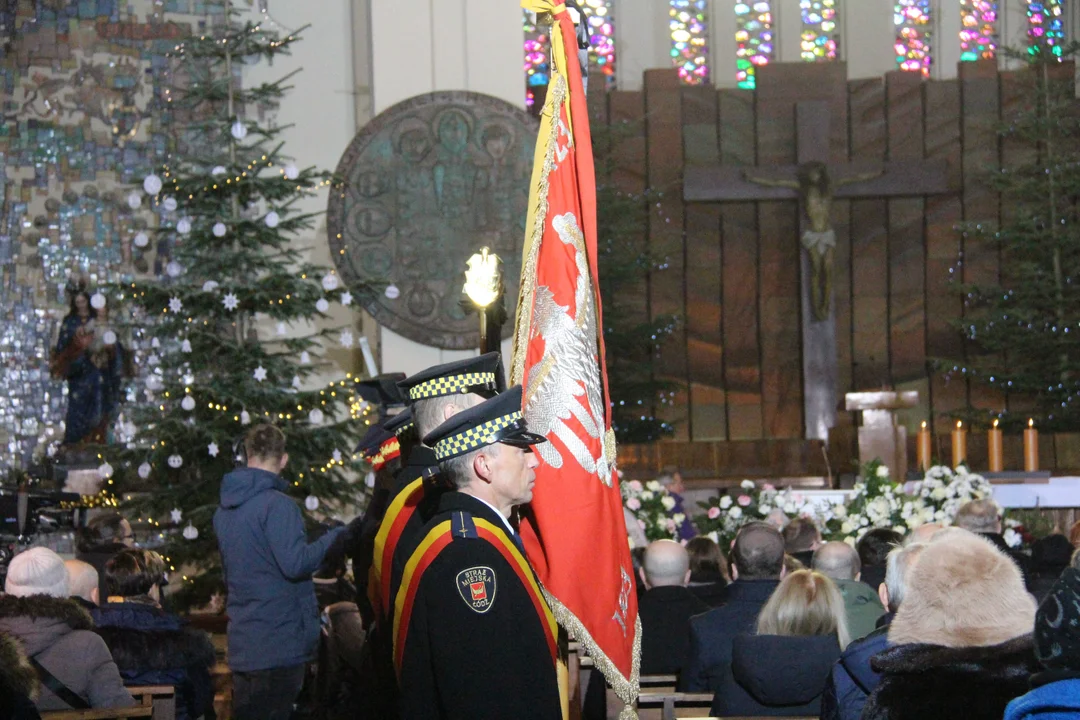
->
[894, 0, 932, 77]
[524, 2, 616, 109]
[1027, 0, 1065, 57]
[959, 1, 997, 61]
[800, 0, 839, 61]
[735, 1, 773, 89]
[669, 1, 709, 85]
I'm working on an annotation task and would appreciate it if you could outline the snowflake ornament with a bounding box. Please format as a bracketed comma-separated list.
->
[138, 463, 152, 479]
[169, 297, 183, 313]
[208, 442, 220, 457]
[339, 330, 354, 348]
[143, 174, 163, 195]
[167, 454, 183, 469]
[321, 273, 339, 291]
[223, 293, 239, 311]
[340, 291, 353, 306]
[134, 232, 150, 248]
[332, 449, 343, 463]
[181, 396, 196, 411]
[315, 298, 329, 313]
[253, 366, 267, 382]
[170, 508, 182, 523]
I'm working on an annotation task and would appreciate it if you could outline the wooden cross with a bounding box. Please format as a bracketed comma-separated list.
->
[683, 100, 950, 442]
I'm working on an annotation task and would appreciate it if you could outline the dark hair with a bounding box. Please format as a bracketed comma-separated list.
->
[244, 424, 287, 463]
[67, 290, 98, 320]
[105, 548, 167, 598]
[782, 517, 821, 553]
[857, 528, 903, 568]
[686, 536, 729, 582]
[78, 512, 129, 553]
[732, 522, 785, 579]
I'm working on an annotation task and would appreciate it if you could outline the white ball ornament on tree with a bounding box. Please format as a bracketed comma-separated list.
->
[166, 261, 183, 278]
[138, 463, 152, 480]
[97, 462, 113, 480]
[309, 408, 324, 425]
[305, 496, 320, 511]
[103, 330, 117, 346]
[183, 373, 195, 385]
[385, 284, 400, 300]
[202, 280, 219, 292]
[177, 218, 192, 235]
[321, 273, 339, 291]
[162, 196, 178, 212]
[181, 396, 196, 411]
[168, 454, 184, 469]
[231, 121, 248, 140]
[212, 166, 227, 177]
[90, 292, 107, 310]
[213, 222, 227, 237]
[264, 211, 279, 228]
[127, 192, 142, 209]
[143, 174, 163, 195]
[241, 410, 251, 425]
[315, 298, 330, 313]
[183, 523, 199, 540]
[133, 231, 150, 248]
[284, 163, 299, 180]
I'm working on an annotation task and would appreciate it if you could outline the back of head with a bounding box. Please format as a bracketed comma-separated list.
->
[858, 528, 903, 568]
[64, 559, 100, 604]
[642, 540, 690, 588]
[882, 542, 926, 613]
[732, 522, 785, 580]
[1035, 566, 1080, 671]
[952, 498, 1002, 534]
[757, 569, 850, 649]
[78, 512, 128, 553]
[782, 517, 821, 553]
[105, 548, 166, 598]
[812, 541, 861, 581]
[686, 536, 728, 582]
[5, 547, 69, 598]
[244, 424, 287, 465]
[889, 528, 1035, 648]
[906, 522, 943, 545]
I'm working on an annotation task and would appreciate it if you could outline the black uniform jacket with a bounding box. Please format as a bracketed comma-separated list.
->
[396, 491, 563, 720]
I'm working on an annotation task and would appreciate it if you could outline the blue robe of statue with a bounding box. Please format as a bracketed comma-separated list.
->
[55, 315, 125, 445]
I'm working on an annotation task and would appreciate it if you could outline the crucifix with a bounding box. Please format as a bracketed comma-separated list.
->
[684, 100, 950, 441]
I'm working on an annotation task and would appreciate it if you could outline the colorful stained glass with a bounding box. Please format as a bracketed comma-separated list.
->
[1027, 1, 1065, 57]
[800, 0, 839, 62]
[894, 0, 932, 77]
[670, 0, 709, 85]
[959, 1, 997, 61]
[734, 1, 773, 89]
[523, 3, 615, 108]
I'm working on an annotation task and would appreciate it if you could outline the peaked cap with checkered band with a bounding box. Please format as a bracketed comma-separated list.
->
[421, 385, 547, 461]
[397, 352, 505, 404]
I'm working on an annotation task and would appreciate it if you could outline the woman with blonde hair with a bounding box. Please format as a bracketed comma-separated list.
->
[711, 570, 847, 717]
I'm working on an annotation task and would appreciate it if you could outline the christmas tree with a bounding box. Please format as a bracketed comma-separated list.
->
[105, 9, 371, 607]
[593, 123, 678, 443]
[945, 41, 1080, 432]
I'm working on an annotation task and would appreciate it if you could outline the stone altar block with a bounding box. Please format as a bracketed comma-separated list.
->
[845, 391, 918, 480]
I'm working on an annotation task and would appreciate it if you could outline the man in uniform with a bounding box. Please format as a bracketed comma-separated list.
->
[395, 385, 563, 719]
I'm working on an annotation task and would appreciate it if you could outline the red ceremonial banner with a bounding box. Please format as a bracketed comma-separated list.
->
[514, 1, 640, 710]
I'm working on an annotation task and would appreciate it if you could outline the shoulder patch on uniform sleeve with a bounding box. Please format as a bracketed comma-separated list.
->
[455, 565, 497, 613]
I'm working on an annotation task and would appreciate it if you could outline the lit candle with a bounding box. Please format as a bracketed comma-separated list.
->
[1024, 419, 1039, 472]
[916, 421, 932, 472]
[951, 420, 967, 468]
[987, 419, 1003, 472]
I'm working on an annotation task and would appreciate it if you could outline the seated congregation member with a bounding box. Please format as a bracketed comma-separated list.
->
[1005, 562, 1080, 720]
[819, 542, 927, 720]
[714, 570, 848, 717]
[681, 522, 785, 692]
[76, 511, 135, 603]
[953, 498, 1033, 587]
[783, 516, 822, 569]
[638, 540, 709, 675]
[92, 548, 216, 720]
[686, 536, 729, 607]
[812, 541, 884, 641]
[856, 528, 902, 594]
[1028, 533, 1073, 602]
[64, 559, 100, 609]
[657, 470, 696, 542]
[0, 631, 41, 720]
[396, 386, 562, 719]
[863, 529, 1037, 720]
[906, 522, 942, 545]
[0, 547, 134, 711]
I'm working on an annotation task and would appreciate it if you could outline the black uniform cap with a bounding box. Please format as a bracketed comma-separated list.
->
[355, 424, 394, 458]
[397, 352, 506, 404]
[354, 372, 408, 408]
[421, 385, 547, 462]
[383, 408, 416, 437]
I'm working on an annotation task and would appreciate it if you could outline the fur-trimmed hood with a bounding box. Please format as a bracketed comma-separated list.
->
[0, 594, 94, 658]
[889, 529, 1035, 648]
[0, 631, 37, 700]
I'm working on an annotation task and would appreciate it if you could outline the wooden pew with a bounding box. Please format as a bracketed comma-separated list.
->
[40, 685, 176, 720]
[636, 690, 714, 719]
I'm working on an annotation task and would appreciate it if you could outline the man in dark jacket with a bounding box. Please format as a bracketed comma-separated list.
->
[638, 539, 708, 675]
[820, 541, 926, 720]
[680, 522, 785, 692]
[214, 424, 347, 720]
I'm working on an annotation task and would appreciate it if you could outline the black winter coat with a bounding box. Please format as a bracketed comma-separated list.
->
[0, 631, 41, 720]
[638, 586, 709, 676]
[712, 633, 840, 717]
[862, 634, 1037, 720]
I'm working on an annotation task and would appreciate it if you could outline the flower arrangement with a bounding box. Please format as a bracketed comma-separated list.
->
[820, 460, 908, 544]
[622, 479, 686, 542]
[695, 480, 819, 550]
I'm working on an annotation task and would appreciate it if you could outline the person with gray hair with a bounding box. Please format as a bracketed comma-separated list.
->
[637, 540, 709, 675]
[813, 541, 885, 641]
[820, 543, 928, 720]
[953, 498, 1033, 589]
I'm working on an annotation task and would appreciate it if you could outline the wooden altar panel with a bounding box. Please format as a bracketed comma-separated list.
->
[718, 88, 763, 440]
[886, 71, 926, 383]
[645, 70, 689, 438]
